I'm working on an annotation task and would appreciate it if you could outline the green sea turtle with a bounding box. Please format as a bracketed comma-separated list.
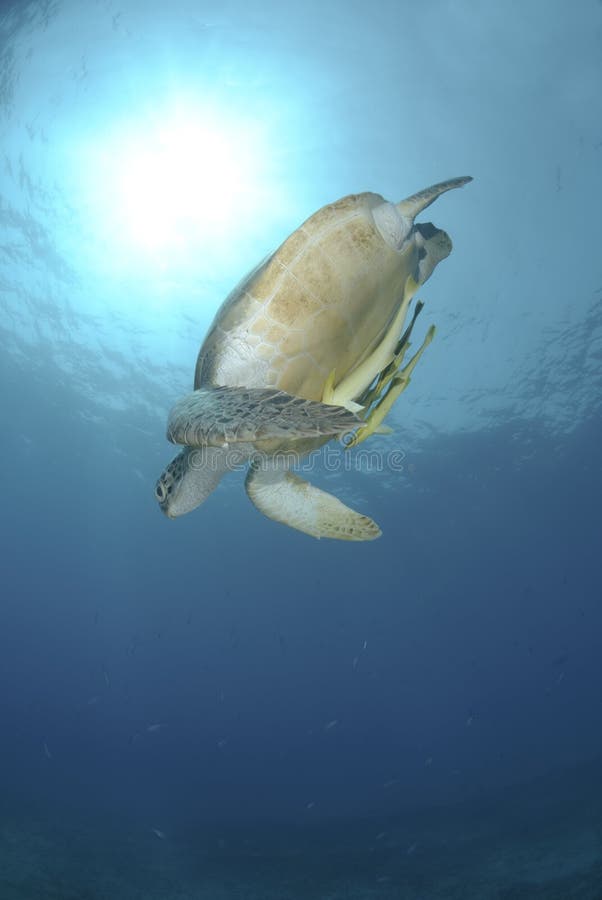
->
[155, 176, 471, 540]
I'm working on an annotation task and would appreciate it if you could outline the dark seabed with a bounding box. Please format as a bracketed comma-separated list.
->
[1, 0, 601, 897]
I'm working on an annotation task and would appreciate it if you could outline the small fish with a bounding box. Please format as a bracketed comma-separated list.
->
[306, 801, 315, 810]
[147, 723, 166, 733]
[324, 719, 339, 731]
[424, 756, 433, 767]
[407, 842, 418, 855]
[466, 715, 474, 727]
[102, 667, 110, 687]
[375, 831, 386, 841]
[151, 827, 166, 840]
[217, 738, 227, 749]
[552, 653, 569, 667]
[43, 741, 52, 759]
[382, 779, 397, 789]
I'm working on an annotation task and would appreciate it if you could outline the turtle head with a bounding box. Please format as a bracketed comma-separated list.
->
[155, 445, 233, 518]
[155, 448, 194, 518]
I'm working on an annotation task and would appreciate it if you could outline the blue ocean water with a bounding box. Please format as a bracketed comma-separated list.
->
[1, 0, 601, 897]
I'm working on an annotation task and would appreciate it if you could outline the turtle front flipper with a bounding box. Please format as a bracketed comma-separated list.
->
[245, 461, 381, 541]
[167, 386, 361, 447]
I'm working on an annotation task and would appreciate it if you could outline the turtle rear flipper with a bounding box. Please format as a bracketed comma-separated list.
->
[167, 386, 361, 447]
[245, 462, 381, 541]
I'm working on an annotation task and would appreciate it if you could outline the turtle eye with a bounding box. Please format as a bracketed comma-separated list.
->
[155, 481, 166, 502]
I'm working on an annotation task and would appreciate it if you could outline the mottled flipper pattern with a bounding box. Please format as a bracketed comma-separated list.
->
[167, 386, 362, 447]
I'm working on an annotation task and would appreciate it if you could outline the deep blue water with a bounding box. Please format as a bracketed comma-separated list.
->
[1, 1, 601, 897]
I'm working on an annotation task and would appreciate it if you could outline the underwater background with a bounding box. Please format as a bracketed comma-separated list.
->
[1, 0, 601, 897]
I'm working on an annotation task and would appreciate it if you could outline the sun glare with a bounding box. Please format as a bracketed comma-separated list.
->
[84, 104, 270, 265]
[118, 120, 252, 250]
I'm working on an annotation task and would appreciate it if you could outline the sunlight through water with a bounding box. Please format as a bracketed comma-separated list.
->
[107, 112, 264, 251]
[76, 101, 273, 275]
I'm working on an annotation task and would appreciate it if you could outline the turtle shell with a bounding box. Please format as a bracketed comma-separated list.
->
[194, 192, 423, 402]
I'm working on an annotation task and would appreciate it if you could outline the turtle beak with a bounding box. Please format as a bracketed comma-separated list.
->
[160, 503, 177, 520]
